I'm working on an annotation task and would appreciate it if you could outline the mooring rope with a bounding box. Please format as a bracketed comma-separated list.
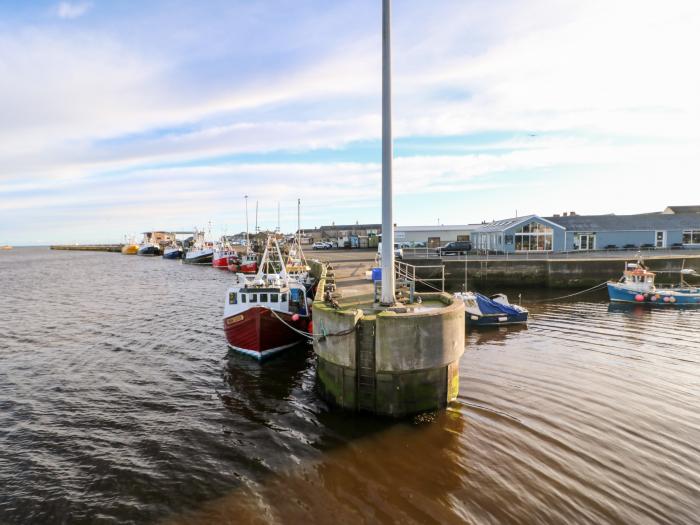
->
[527, 281, 610, 303]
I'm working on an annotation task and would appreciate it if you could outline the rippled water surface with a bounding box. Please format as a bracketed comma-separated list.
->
[1, 248, 699, 524]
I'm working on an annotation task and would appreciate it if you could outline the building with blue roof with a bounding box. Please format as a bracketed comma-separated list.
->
[470, 207, 700, 253]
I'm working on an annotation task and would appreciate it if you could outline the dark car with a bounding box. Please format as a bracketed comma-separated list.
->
[436, 241, 472, 256]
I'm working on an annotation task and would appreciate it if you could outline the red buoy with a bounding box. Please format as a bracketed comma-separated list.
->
[634, 294, 644, 302]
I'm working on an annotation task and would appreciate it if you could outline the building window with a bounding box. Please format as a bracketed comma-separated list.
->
[574, 233, 596, 251]
[504, 235, 513, 244]
[514, 221, 553, 252]
[427, 237, 441, 248]
[683, 230, 700, 244]
[457, 235, 470, 242]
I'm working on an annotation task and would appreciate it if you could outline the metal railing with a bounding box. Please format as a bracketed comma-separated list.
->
[373, 260, 446, 303]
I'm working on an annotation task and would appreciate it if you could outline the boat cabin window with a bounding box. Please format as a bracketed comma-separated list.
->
[249, 293, 257, 302]
[260, 293, 268, 302]
[241, 294, 247, 304]
[281, 293, 287, 302]
[229, 292, 237, 305]
[271, 293, 279, 303]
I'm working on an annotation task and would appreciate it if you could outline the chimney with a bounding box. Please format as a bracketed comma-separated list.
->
[553, 213, 560, 217]
[570, 211, 576, 216]
[563, 212, 568, 217]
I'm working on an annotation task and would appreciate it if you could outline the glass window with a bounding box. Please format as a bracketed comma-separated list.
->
[271, 293, 279, 303]
[228, 292, 237, 304]
[513, 221, 554, 252]
[683, 231, 691, 244]
[694, 231, 700, 244]
[250, 293, 257, 302]
[260, 293, 268, 302]
[281, 293, 287, 302]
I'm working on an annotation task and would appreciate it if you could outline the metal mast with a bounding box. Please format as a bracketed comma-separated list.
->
[380, 0, 396, 305]
[244, 195, 249, 248]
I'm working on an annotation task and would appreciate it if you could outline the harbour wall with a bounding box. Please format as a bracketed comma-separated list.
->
[310, 259, 465, 417]
[404, 255, 700, 289]
[50, 245, 123, 253]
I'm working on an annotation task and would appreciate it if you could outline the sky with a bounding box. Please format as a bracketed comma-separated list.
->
[1, 0, 699, 244]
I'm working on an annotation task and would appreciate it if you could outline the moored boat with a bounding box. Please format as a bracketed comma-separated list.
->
[227, 252, 258, 273]
[121, 244, 139, 255]
[607, 259, 700, 305]
[223, 237, 311, 359]
[454, 291, 529, 327]
[213, 241, 237, 269]
[1, 245, 13, 250]
[183, 229, 214, 265]
[162, 243, 183, 259]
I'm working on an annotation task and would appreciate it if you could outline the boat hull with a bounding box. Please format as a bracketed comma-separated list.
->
[607, 283, 700, 305]
[121, 244, 139, 255]
[223, 306, 307, 359]
[227, 261, 258, 273]
[137, 245, 161, 256]
[466, 312, 528, 328]
[183, 250, 214, 265]
[162, 249, 183, 260]
[212, 254, 231, 268]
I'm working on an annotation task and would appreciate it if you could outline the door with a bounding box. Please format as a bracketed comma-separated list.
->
[427, 237, 441, 249]
[655, 231, 666, 248]
[578, 234, 596, 250]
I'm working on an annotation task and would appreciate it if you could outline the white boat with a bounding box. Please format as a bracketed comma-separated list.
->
[184, 228, 214, 265]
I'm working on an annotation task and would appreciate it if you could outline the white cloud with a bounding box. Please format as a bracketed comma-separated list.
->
[2, 0, 700, 243]
[56, 2, 92, 19]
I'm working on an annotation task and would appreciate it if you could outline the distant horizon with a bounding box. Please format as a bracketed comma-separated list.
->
[2, 1, 699, 245]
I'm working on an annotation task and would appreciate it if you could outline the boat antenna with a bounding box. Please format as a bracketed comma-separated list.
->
[244, 195, 250, 252]
[255, 200, 259, 233]
[277, 201, 280, 233]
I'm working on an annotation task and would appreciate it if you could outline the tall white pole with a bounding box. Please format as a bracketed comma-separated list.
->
[380, 0, 396, 306]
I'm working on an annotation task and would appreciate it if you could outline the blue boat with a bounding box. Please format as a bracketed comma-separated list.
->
[454, 291, 529, 327]
[162, 244, 183, 259]
[607, 259, 700, 305]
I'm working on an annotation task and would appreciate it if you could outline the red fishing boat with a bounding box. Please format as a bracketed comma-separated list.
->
[227, 252, 258, 274]
[213, 241, 237, 269]
[223, 237, 311, 359]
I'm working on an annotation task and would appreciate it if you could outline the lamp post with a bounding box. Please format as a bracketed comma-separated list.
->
[380, 0, 396, 306]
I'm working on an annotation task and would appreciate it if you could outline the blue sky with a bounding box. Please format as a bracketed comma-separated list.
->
[1, 0, 699, 244]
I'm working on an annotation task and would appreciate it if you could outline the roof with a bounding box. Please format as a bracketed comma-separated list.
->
[547, 212, 700, 231]
[395, 224, 482, 232]
[320, 224, 382, 230]
[472, 215, 565, 233]
[664, 206, 700, 214]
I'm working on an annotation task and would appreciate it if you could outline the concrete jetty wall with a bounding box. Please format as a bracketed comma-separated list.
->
[404, 254, 700, 289]
[50, 245, 122, 253]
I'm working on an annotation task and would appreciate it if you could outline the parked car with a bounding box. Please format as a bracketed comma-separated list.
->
[377, 242, 403, 260]
[436, 241, 472, 256]
[312, 242, 331, 250]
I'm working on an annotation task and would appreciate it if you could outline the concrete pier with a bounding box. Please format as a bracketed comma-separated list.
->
[50, 244, 122, 253]
[310, 261, 465, 417]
